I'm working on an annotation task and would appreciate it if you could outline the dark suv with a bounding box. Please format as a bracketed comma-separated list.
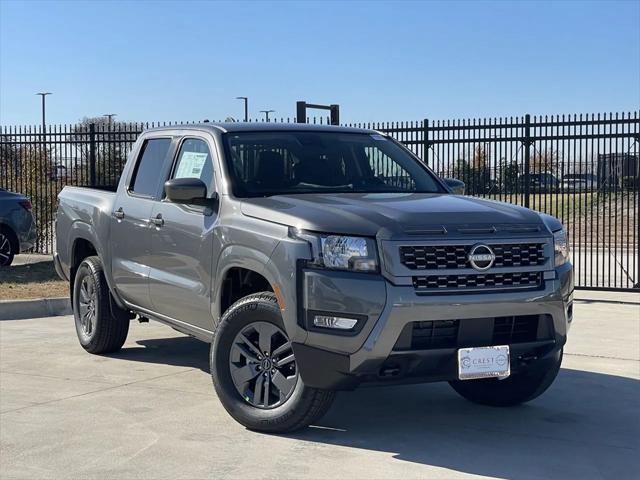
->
[0, 188, 37, 266]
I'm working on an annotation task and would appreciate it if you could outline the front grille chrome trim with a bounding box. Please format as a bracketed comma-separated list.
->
[381, 236, 553, 292]
[412, 271, 543, 293]
[400, 243, 546, 271]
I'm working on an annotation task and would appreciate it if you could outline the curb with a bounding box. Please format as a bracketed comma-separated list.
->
[0, 298, 72, 320]
[574, 290, 640, 305]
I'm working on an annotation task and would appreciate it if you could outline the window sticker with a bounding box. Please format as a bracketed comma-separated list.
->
[371, 134, 387, 141]
[175, 151, 208, 179]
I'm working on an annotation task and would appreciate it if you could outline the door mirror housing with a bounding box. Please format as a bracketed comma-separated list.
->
[164, 178, 208, 203]
[443, 178, 465, 195]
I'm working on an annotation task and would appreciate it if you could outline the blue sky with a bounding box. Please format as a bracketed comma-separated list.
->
[0, 0, 638, 125]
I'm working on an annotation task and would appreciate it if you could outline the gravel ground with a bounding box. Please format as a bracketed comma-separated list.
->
[0, 255, 67, 300]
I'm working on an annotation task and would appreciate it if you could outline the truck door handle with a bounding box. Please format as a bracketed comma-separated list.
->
[113, 208, 125, 220]
[151, 214, 164, 227]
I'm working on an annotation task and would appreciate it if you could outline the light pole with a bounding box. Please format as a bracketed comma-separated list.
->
[103, 113, 117, 127]
[260, 109, 275, 122]
[36, 92, 52, 139]
[236, 97, 249, 122]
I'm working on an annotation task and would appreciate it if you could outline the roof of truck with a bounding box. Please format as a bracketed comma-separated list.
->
[145, 122, 377, 135]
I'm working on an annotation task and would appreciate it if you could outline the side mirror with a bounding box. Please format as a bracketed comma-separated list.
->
[164, 178, 207, 203]
[443, 177, 465, 195]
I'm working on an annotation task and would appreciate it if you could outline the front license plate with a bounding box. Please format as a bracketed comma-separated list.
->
[458, 345, 510, 380]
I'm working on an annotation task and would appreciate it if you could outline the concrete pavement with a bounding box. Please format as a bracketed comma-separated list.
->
[0, 298, 638, 479]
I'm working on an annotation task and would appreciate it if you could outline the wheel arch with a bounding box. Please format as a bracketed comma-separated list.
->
[67, 222, 123, 308]
[214, 245, 280, 322]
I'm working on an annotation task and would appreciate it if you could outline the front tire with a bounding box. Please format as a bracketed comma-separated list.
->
[210, 292, 335, 433]
[449, 348, 563, 406]
[72, 256, 129, 354]
[0, 227, 16, 267]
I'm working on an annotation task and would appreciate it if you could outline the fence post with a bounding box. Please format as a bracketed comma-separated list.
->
[423, 118, 429, 166]
[523, 114, 531, 209]
[89, 123, 96, 186]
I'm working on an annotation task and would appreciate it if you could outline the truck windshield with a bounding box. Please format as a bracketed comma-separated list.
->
[222, 131, 445, 197]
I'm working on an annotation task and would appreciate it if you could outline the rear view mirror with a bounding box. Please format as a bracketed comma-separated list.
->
[443, 178, 465, 195]
[164, 178, 207, 203]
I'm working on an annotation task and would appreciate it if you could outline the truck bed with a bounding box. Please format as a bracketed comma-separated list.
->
[55, 186, 117, 279]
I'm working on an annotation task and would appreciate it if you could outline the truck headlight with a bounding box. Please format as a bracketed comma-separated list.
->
[291, 229, 379, 272]
[553, 229, 570, 266]
[321, 236, 378, 271]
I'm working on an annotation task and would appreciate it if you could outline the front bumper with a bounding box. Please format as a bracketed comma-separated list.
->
[19, 218, 37, 252]
[10, 208, 37, 252]
[293, 262, 573, 390]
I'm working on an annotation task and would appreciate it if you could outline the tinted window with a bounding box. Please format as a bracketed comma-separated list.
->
[130, 138, 172, 197]
[223, 131, 444, 197]
[172, 138, 215, 194]
[365, 144, 416, 190]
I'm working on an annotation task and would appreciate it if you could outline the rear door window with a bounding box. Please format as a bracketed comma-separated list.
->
[130, 138, 172, 197]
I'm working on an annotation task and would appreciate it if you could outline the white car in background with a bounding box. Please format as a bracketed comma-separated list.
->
[562, 173, 598, 192]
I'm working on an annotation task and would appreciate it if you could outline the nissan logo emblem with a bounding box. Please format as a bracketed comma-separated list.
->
[468, 244, 496, 271]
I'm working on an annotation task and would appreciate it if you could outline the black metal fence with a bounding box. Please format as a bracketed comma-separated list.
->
[1, 112, 638, 290]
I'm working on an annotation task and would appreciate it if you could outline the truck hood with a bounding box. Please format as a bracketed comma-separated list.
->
[241, 193, 544, 238]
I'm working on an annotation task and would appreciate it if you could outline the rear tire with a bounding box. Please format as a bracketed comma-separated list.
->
[449, 348, 563, 406]
[211, 292, 335, 433]
[72, 256, 129, 354]
[0, 227, 17, 267]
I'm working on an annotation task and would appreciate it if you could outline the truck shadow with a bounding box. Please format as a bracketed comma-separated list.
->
[111, 336, 211, 372]
[112, 335, 639, 479]
[292, 368, 640, 479]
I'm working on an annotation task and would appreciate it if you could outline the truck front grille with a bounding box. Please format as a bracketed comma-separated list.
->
[393, 315, 552, 351]
[400, 243, 545, 270]
[412, 271, 542, 292]
[492, 315, 540, 344]
[399, 320, 460, 350]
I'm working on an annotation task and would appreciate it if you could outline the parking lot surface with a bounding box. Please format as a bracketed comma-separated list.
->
[1, 293, 638, 480]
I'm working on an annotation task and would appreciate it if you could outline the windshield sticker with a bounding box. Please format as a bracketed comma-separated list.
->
[175, 151, 208, 179]
[371, 134, 387, 141]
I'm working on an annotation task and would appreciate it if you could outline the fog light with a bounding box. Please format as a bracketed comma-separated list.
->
[313, 315, 358, 330]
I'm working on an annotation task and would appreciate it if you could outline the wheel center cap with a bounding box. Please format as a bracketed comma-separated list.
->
[261, 358, 273, 370]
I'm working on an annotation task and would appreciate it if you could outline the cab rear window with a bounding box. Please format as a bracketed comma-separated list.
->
[130, 138, 172, 197]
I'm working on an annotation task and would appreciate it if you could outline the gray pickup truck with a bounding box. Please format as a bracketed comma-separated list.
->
[55, 123, 573, 433]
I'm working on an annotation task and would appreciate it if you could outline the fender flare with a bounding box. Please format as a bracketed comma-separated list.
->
[67, 221, 125, 309]
[212, 244, 277, 321]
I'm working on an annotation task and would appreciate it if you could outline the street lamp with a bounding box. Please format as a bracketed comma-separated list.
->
[260, 109, 275, 122]
[103, 113, 117, 126]
[35, 92, 52, 137]
[236, 96, 249, 122]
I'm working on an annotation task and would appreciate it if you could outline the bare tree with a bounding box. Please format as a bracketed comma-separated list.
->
[530, 147, 560, 174]
[69, 117, 138, 186]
